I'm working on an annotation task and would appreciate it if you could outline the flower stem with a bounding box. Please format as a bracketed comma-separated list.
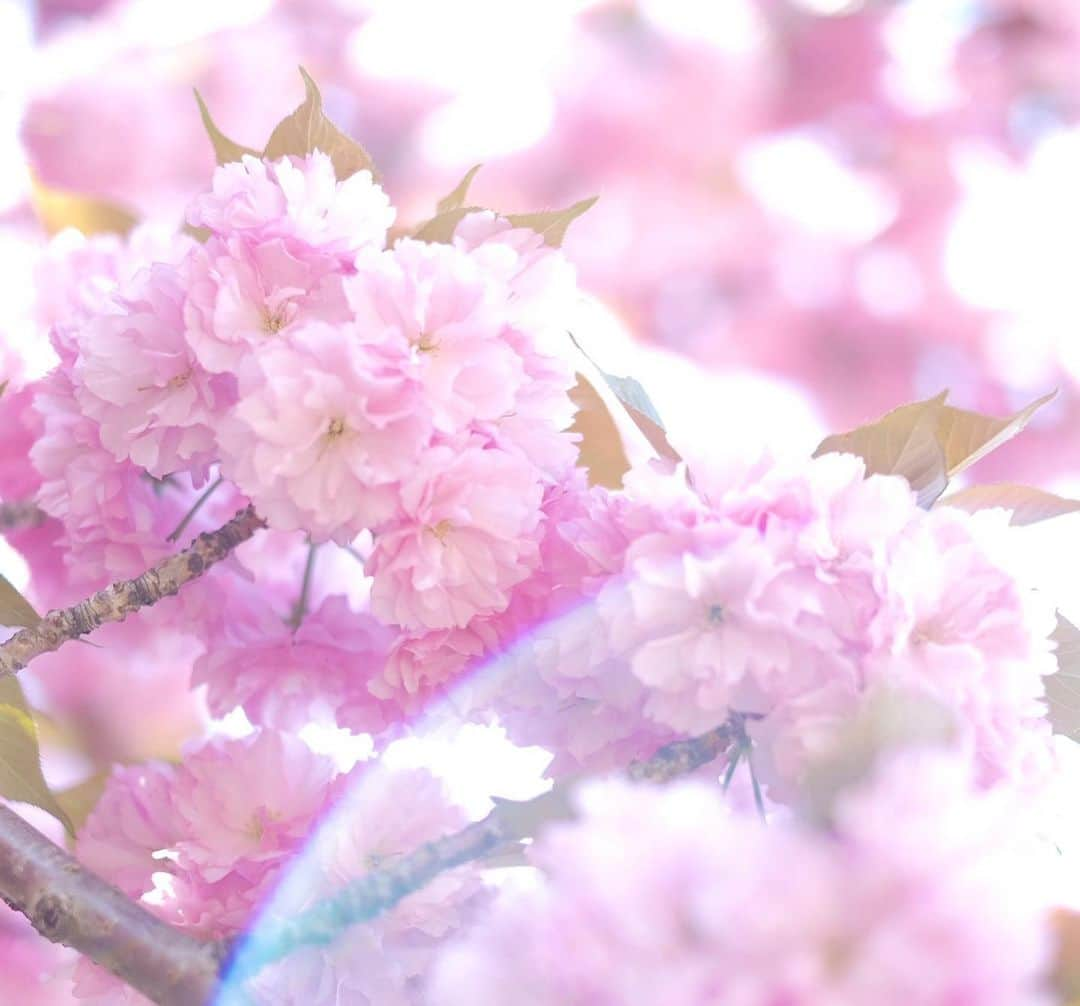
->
[288, 542, 319, 631]
[166, 476, 224, 543]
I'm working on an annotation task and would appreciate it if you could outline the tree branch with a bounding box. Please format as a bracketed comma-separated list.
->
[0, 506, 265, 676]
[228, 720, 736, 981]
[0, 500, 47, 533]
[0, 804, 221, 1006]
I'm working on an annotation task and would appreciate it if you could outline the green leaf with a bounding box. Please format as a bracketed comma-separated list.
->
[0, 676, 73, 837]
[567, 374, 631, 489]
[813, 392, 949, 508]
[31, 177, 138, 237]
[436, 165, 483, 214]
[935, 390, 1057, 478]
[505, 196, 598, 247]
[0, 575, 41, 630]
[193, 89, 261, 166]
[55, 772, 109, 837]
[936, 483, 1080, 526]
[263, 67, 377, 182]
[1046, 613, 1080, 740]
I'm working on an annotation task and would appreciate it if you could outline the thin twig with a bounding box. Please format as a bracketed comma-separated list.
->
[287, 542, 319, 631]
[228, 720, 736, 980]
[166, 477, 224, 543]
[747, 749, 767, 822]
[0, 805, 222, 1006]
[721, 745, 741, 792]
[0, 507, 265, 676]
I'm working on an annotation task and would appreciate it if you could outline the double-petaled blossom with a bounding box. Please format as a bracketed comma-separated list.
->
[346, 239, 525, 433]
[193, 594, 397, 735]
[368, 442, 544, 631]
[73, 264, 225, 480]
[75, 736, 483, 1004]
[186, 153, 394, 258]
[217, 320, 431, 542]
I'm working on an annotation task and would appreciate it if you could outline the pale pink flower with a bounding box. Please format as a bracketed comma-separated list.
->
[476, 340, 579, 478]
[74, 263, 225, 479]
[452, 211, 581, 356]
[369, 442, 544, 630]
[30, 370, 182, 588]
[193, 594, 397, 735]
[244, 766, 487, 1006]
[187, 153, 394, 257]
[431, 752, 1054, 1006]
[78, 738, 482, 1005]
[863, 506, 1059, 789]
[34, 224, 195, 352]
[346, 239, 524, 432]
[78, 761, 183, 901]
[169, 731, 338, 891]
[182, 234, 350, 375]
[217, 321, 430, 541]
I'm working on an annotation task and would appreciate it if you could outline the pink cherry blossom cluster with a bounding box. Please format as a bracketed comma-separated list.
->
[24, 152, 578, 613]
[74, 730, 485, 1005]
[359, 450, 1058, 798]
[430, 748, 1057, 1006]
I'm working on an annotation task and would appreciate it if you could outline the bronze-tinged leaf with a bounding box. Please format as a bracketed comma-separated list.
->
[0, 677, 74, 837]
[1046, 613, 1080, 740]
[935, 390, 1057, 478]
[567, 374, 631, 490]
[263, 67, 376, 182]
[31, 178, 138, 237]
[412, 206, 481, 244]
[436, 164, 483, 214]
[55, 772, 109, 836]
[936, 483, 1080, 526]
[813, 392, 949, 508]
[568, 336, 682, 465]
[193, 89, 261, 166]
[505, 196, 598, 247]
[182, 223, 212, 243]
[1051, 908, 1080, 1003]
[0, 575, 40, 630]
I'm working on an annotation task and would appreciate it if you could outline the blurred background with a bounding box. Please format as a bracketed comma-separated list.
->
[5, 0, 1080, 474]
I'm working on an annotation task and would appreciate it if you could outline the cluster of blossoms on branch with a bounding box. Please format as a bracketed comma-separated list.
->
[0, 69, 1078, 1006]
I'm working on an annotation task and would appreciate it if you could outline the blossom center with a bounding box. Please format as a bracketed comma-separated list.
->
[416, 331, 439, 354]
[166, 369, 192, 390]
[706, 604, 724, 626]
[263, 306, 289, 334]
[428, 519, 453, 543]
[326, 416, 347, 439]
